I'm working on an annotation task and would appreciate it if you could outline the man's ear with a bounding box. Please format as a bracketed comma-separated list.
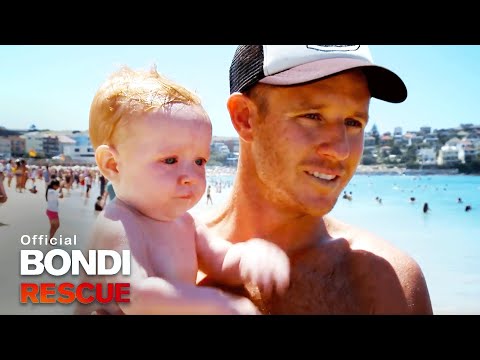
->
[226, 93, 255, 142]
[95, 145, 120, 181]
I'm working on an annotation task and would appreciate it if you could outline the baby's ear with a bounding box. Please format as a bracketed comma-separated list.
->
[95, 145, 119, 181]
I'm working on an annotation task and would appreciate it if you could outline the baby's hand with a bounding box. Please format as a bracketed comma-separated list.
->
[239, 238, 290, 299]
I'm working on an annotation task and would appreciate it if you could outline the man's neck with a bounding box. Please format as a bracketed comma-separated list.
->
[206, 175, 328, 254]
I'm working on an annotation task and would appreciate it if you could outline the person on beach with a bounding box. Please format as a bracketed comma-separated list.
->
[94, 193, 107, 211]
[14, 159, 25, 193]
[0, 170, 7, 204]
[84, 172, 92, 198]
[5, 159, 14, 188]
[99, 174, 107, 197]
[45, 179, 62, 241]
[43, 165, 50, 186]
[206, 185, 213, 205]
[197, 45, 433, 314]
[76, 65, 290, 315]
[106, 181, 116, 200]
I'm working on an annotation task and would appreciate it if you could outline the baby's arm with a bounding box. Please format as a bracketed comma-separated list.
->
[80, 209, 260, 315]
[195, 220, 290, 298]
[114, 251, 260, 315]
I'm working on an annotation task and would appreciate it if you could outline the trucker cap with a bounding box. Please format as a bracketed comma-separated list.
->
[229, 45, 407, 103]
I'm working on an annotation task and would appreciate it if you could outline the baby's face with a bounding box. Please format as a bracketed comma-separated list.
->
[114, 104, 211, 221]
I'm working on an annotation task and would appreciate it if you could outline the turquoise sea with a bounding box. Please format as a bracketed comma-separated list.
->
[333, 174, 480, 314]
[207, 173, 480, 314]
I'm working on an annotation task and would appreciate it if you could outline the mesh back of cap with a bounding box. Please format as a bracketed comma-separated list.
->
[229, 45, 265, 94]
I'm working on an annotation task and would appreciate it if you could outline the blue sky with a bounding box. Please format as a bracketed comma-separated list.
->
[1, 45, 479, 137]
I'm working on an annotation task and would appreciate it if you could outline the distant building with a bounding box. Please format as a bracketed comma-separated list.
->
[363, 135, 376, 149]
[226, 152, 239, 167]
[0, 137, 11, 159]
[423, 135, 439, 148]
[419, 126, 431, 135]
[42, 134, 60, 158]
[405, 132, 424, 146]
[222, 138, 240, 153]
[379, 134, 393, 146]
[437, 145, 460, 166]
[211, 142, 230, 155]
[62, 131, 95, 163]
[9, 136, 25, 157]
[57, 134, 76, 155]
[417, 148, 436, 166]
[393, 134, 407, 146]
[21, 132, 45, 157]
[458, 139, 478, 163]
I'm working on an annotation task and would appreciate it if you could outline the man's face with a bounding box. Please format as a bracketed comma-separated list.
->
[249, 69, 370, 216]
[114, 104, 212, 221]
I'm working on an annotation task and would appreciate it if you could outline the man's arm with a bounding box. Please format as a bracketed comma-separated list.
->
[346, 220, 433, 314]
[398, 255, 433, 314]
[326, 216, 433, 314]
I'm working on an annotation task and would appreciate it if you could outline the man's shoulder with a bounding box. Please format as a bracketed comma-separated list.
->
[324, 215, 408, 258]
[324, 215, 432, 310]
[323, 215, 424, 283]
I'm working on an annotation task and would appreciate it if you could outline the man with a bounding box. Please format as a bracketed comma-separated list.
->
[206, 185, 213, 205]
[0, 162, 7, 204]
[199, 45, 433, 314]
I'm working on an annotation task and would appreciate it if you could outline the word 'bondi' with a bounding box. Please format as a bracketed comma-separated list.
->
[20, 249, 131, 276]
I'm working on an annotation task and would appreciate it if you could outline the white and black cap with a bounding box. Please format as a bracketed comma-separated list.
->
[229, 45, 407, 103]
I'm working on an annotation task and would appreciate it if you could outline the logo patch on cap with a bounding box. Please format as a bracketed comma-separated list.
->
[306, 45, 360, 52]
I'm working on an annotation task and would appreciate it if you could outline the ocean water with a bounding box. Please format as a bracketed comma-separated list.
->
[206, 173, 480, 314]
[333, 174, 480, 314]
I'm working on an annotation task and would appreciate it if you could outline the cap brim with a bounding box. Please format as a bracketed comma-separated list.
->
[259, 58, 407, 103]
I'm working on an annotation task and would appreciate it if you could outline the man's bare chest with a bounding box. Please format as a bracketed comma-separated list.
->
[247, 259, 364, 314]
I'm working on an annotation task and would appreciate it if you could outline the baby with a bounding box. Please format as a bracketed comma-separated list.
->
[74, 66, 289, 315]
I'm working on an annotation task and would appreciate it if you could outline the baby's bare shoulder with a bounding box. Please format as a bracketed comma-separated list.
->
[89, 206, 134, 251]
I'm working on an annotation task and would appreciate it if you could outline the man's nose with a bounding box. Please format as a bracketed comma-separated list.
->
[315, 123, 350, 160]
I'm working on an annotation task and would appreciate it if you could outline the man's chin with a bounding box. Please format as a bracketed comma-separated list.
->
[300, 198, 338, 217]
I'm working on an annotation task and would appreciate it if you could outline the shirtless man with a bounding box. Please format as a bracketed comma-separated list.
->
[199, 45, 433, 314]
